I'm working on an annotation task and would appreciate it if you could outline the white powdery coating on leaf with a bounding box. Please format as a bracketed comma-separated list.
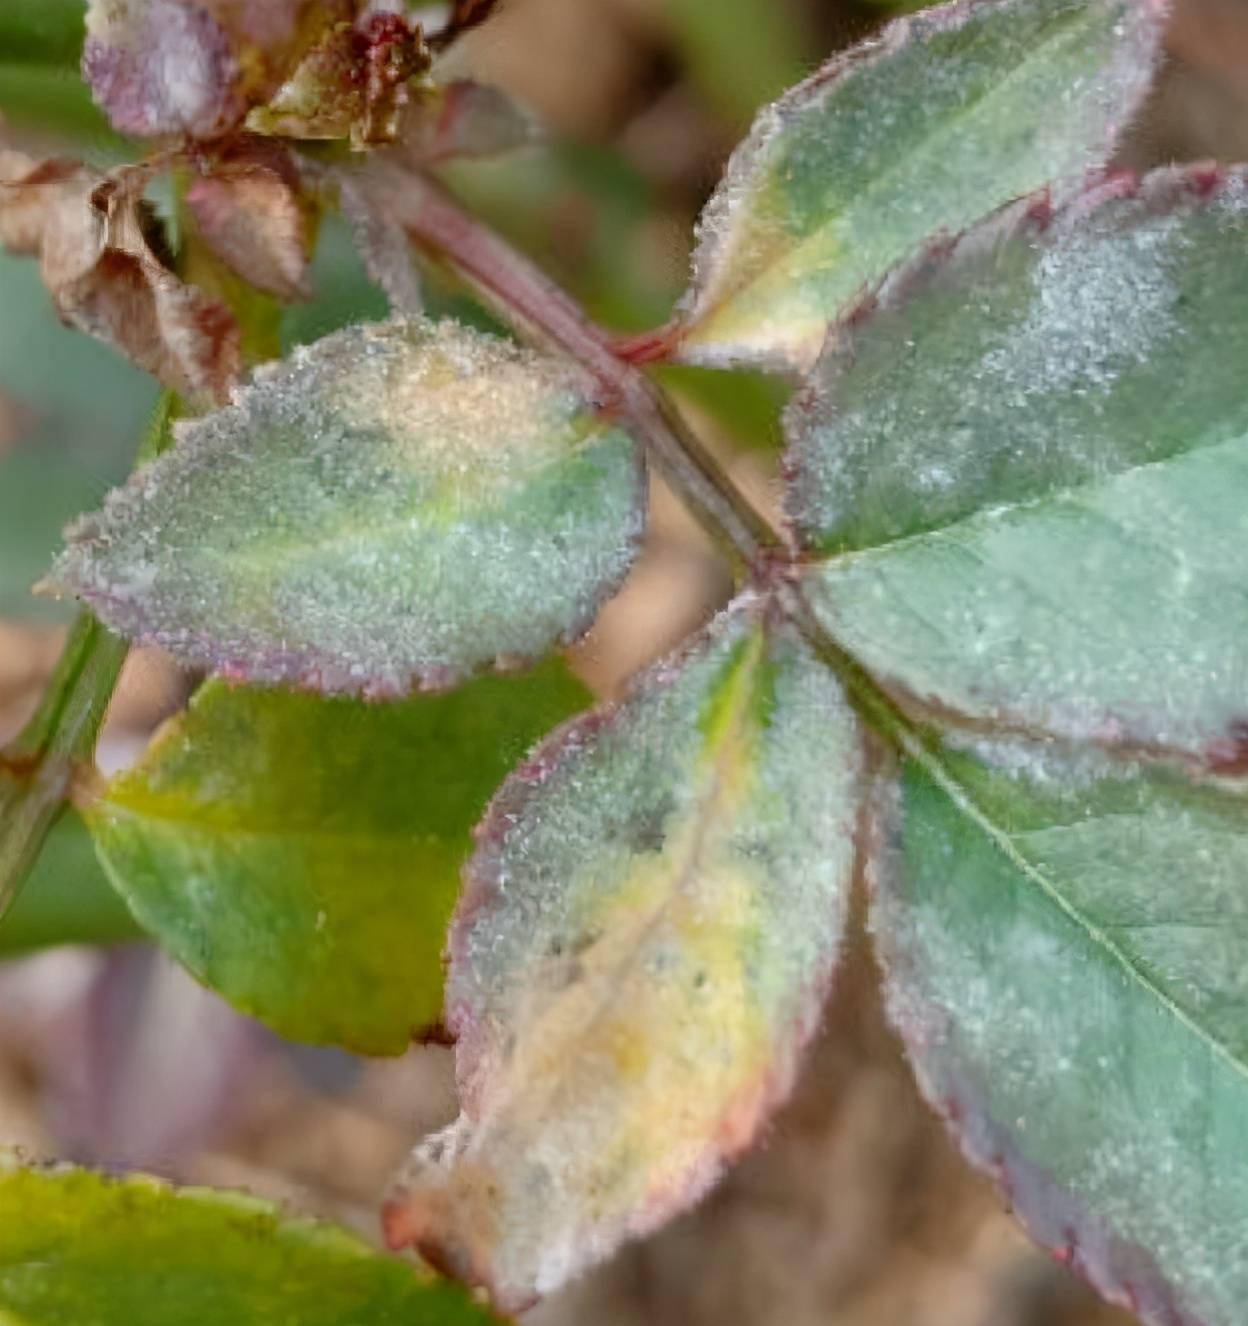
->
[871, 747, 1248, 1326]
[386, 594, 863, 1309]
[84, 0, 240, 137]
[677, 0, 1163, 369]
[979, 210, 1184, 396]
[796, 167, 1248, 760]
[49, 318, 645, 694]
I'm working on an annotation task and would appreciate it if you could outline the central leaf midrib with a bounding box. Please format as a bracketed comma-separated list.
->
[910, 739, 1248, 1089]
[97, 796, 449, 847]
[813, 428, 1248, 573]
[187, 414, 619, 580]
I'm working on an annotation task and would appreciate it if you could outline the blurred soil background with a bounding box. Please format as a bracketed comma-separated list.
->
[1, 0, 1245, 1322]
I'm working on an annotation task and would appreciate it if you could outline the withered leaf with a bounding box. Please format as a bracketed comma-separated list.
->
[185, 140, 311, 302]
[248, 10, 431, 148]
[0, 152, 241, 404]
[83, 0, 341, 140]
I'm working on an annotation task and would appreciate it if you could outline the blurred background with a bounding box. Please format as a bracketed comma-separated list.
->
[1, 0, 1246, 1321]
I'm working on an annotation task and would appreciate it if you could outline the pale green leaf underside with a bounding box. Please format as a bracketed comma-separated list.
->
[87, 657, 590, 1055]
[48, 318, 644, 695]
[0, 1157, 499, 1326]
[797, 170, 1248, 760]
[385, 594, 862, 1310]
[677, 0, 1160, 371]
[874, 740, 1248, 1326]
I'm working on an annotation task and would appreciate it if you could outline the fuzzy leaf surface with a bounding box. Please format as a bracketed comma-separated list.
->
[677, 0, 1161, 371]
[0, 1157, 499, 1326]
[49, 318, 645, 695]
[795, 168, 1248, 762]
[87, 658, 590, 1054]
[873, 738, 1248, 1326]
[385, 595, 862, 1310]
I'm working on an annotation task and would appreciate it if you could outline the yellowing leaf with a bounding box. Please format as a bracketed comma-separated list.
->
[676, 0, 1162, 372]
[87, 658, 590, 1055]
[0, 1155, 501, 1326]
[384, 594, 862, 1310]
[47, 317, 645, 695]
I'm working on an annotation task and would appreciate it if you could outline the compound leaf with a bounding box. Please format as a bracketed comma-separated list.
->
[384, 594, 862, 1310]
[872, 736, 1248, 1326]
[677, 0, 1162, 372]
[0, 1156, 500, 1326]
[48, 318, 645, 696]
[86, 657, 590, 1055]
[795, 167, 1248, 764]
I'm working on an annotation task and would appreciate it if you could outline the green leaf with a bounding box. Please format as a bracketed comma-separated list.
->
[873, 737, 1248, 1326]
[676, 0, 1162, 372]
[385, 594, 862, 1310]
[0, 1155, 501, 1326]
[48, 318, 645, 695]
[795, 167, 1248, 764]
[87, 657, 591, 1055]
[0, 808, 142, 956]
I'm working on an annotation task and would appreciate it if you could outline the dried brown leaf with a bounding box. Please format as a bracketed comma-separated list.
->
[0, 153, 241, 404]
[249, 11, 431, 148]
[186, 141, 311, 301]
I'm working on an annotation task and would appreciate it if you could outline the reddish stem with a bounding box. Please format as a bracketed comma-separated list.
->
[354, 160, 784, 570]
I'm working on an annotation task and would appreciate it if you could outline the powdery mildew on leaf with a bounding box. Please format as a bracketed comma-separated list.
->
[0, 1154, 500, 1326]
[676, 0, 1163, 372]
[47, 317, 645, 695]
[870, 739, 1248, 1326]
[384, 594, 862, 1310]
[794, 166, 1248, 763]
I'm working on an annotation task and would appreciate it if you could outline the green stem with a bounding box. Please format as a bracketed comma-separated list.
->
[0, 394, 178, 924]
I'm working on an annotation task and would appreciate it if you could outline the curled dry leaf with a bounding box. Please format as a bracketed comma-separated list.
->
[82, 0, 341, 140]
[185, 140, 311, 301]
[385, 594, 863, 1310]
[46, 317, 645, 695]
[249, 9, 431, 147]
[0, 152, 240, 404]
